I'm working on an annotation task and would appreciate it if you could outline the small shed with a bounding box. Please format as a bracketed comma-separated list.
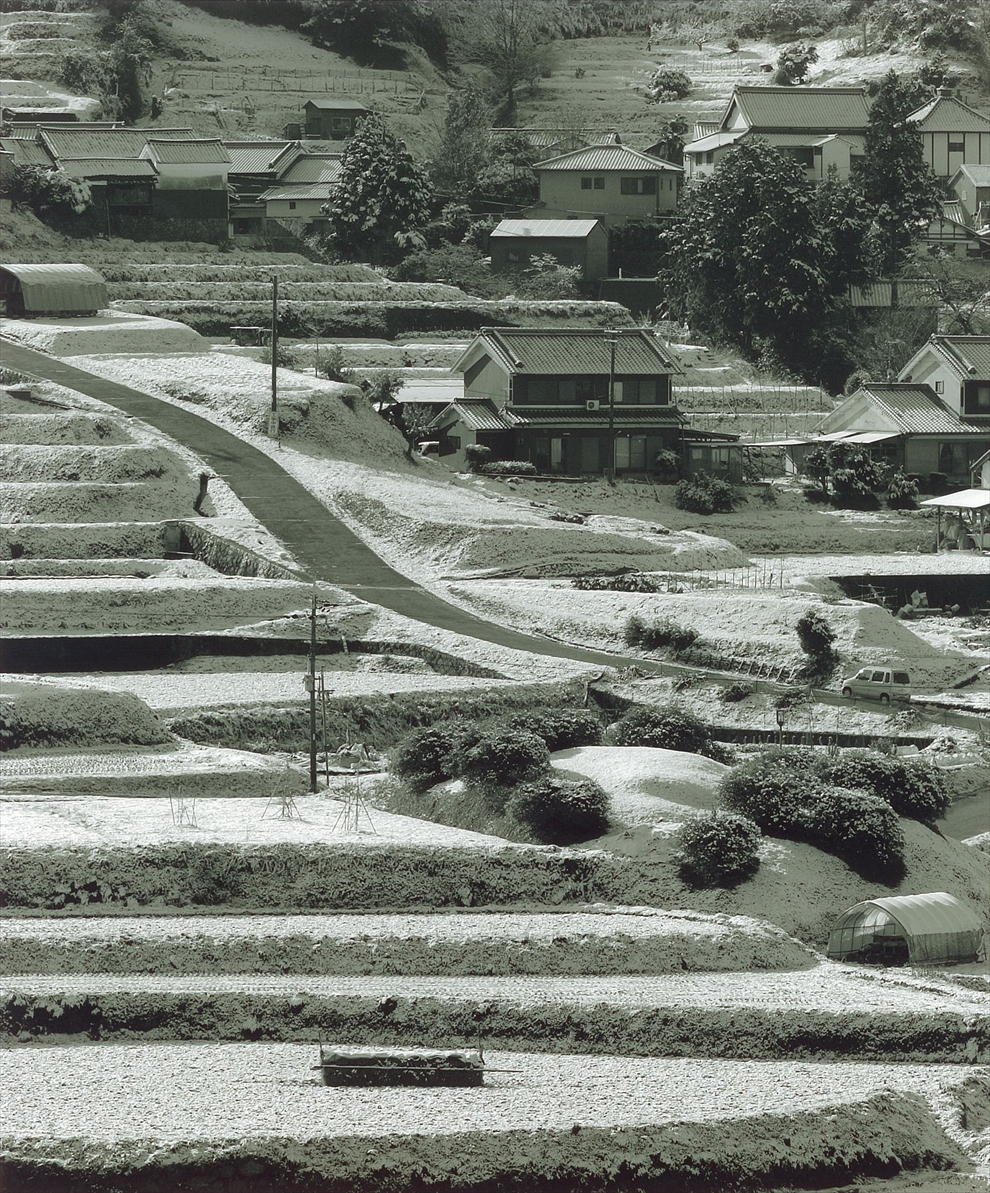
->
[0, 263, 108, 318]
[827, 892, 984, 966]
[304, 98, 369, 140]
[489, 218, 608, 280]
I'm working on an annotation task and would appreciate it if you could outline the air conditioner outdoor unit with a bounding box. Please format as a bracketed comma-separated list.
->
[585, 400, 600, 411]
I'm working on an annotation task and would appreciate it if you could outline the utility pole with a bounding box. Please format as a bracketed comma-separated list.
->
[605, 327, 619, 485]
[308, 590, 318, 793]
[269, 274, 279, 442]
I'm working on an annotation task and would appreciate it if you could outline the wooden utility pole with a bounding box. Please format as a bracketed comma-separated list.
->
[309, 591, 318, 793]
[605, 328, 619, 485]
[269, 275, 279, 441]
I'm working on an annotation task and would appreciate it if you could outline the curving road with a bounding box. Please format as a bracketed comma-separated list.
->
[2, 339, 983, 737]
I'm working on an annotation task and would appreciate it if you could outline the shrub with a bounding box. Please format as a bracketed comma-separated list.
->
[507, 708, 604, 752]
[259, 342, 301, 370]
[819, 751, 949, 823]
[774, 42, 818, 85]
[718, 750, 814, 836]
[389, 725, 461, 792]
[314, 345, 353, 384]
[575, 573, 665, 593]
[623, 614, 699, 653]
[464, 444, 492, 472]
[804, 785, 905, 882]
[609, 705, 711, 754]
[362, 369, 403, 405]
[701, 739, 736, 766]
[675, 811, 762, 888]
[887, 471, 919, 510]
[392, 244, 501, 297]
[507, 776, 610, 844]
[796, 609, 837, 674]
[457, 730, 551, 805]
[674, 473, 737, 514]
[720, 682, 754, 703]
[653, 448, 681, 478]
[516, 253, 583, 300]
[649, 67, 692, 101]
[479, 460, 538, 477]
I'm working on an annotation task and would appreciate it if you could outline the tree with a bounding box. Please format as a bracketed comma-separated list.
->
[852, 71, 942, 275]
[472, 131, 540, 205]
[908, 250, 990, 335]
[658, 140, 841, 382]
[648, 68, 691, 102]
[774, 42, 818, 84]
[515, 252, 581, 299]
[324, 113, 434, 262]
[805, 441, 890, 505]
[650, 115, 689, 165]
[303, 0, 416, 51]
[8, 165, 91, 222]
[430, 87, 492, 195]
[453, 0, 559, 121]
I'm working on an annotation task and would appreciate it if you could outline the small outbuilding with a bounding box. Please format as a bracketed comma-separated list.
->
[827, 892, 984, 966]
[0, 263, 108, 318]
[489, 218, 608, 280]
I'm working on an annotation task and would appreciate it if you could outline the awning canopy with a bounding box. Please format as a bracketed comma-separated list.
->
[842, 431, 901, 444]
[920, 489, 990, 511]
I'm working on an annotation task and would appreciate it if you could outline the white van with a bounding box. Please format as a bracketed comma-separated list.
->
[840, 668, 911, 703]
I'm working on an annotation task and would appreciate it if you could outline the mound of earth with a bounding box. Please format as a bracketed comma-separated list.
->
[551, 745, 727, 826]
[1, 676, 169, 751]
[1, 312, 208, 355]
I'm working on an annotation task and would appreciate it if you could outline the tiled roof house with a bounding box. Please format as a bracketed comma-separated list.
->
[528, 143, 683, 225]
[906, 90, 990, 178]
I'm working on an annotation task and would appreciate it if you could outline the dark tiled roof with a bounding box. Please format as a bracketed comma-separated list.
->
[305, 97, 369, 111]
[431, 400, 516, 432]
[931, 336, 990, 380]
[728, 85, 870, 131]
[59, 157, 157, 178]
[223, 141, 299, 175]
[0, 137, 54, 165]
[41, 127, 194, 161]
[857, 383, 986, 434]
[146, 138, 229, 165]
[279, 154, 342, 183]
[535, 144, 682, 172]
[478, 327, 680, 376]
[907, 95, 990, 133]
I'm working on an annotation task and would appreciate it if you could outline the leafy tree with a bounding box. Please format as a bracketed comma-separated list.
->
[649, 115, 689, 165]
[908, 251, 990, 335]
[887, 470, 919, 509]
[314, 345, 353, 384]
[659, 140, 840, 381]
[796, 609, 837, 676]
[805, 441, 890, 505]
[774, 42, 818, 84]
[648, 67, 691, 102]
[452, 0, 559, 121]
[472, 130, 541, 205]
[323, 113, 434, 262]
[393, 244, 502, 296]
[515, 252, 582, 299]
[852, 71, 942, 274]
[8, 165, 91, 221]
[916, 50, 957, 92]
[303, 0, 417, 52]
[430, 87, 492, 196]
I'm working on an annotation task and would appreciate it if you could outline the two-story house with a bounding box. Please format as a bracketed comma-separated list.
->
[682, 85, 870, 181]
[528, 143, 682, 226]
[435, 326, 687, 474]
[906, 91, 990, 179]
[898, 336, 990, 427]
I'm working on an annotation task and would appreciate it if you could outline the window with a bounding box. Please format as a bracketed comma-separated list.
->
[966, 382, 990, 412]
[288, 200, 297, 210]
[575, 377, 602, 403]
[948, 139, 965, 153]
[582, 175, 605, 190]
[787, 147, 814, 168]
[704, 151, 715, 165]
[594, 176, 605, 190]
[620, 176, 657, 195]
[934, 380, 944, 393]
[581, 176, 593, 190]
[870, 671, 886, 682]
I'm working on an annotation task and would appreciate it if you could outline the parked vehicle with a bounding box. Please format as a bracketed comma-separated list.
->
[839, 667, 911, 703]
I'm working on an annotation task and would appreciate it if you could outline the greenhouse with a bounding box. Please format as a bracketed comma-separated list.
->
[827, 892, 984, 966]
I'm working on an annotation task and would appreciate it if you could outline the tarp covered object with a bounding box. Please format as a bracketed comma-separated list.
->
[827, 891, 984, 965]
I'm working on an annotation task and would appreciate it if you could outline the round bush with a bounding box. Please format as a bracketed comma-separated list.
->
[507, 708, 604, 752]
[804, 785, 905, 883]
[609, 705, 711, 754]
[674, 473, 736, 514]
[819, 751, 949, 823]
[675, 811, 762, 889]
[718, 750, 816, 835]
[507, 776, 609, 845]
[389, 725, 461, 792]
[458, 730, 551, 794]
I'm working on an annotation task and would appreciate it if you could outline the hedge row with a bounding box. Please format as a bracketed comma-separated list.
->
[109, 281, 470, 303]
[111, 299, 634, 338]
[97, 263, 378, 283]
[3, 990, 981, 1062]
[0, 842, 629, 911]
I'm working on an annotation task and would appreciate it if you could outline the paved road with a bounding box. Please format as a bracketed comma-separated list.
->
[2, 339, 983, 737]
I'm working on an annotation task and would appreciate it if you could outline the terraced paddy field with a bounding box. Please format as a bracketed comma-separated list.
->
[0, 1049, 981, 1193]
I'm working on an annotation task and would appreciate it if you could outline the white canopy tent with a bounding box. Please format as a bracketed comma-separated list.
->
[920, 488, 990, 551]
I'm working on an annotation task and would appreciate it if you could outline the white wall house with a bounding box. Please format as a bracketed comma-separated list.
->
[907, 91, 990, 179]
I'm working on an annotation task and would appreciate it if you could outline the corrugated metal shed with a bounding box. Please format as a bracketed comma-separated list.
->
[478, 327, 680, 376]
[827, 892, 984, 965]
[857, 383, 986, 434]
[146, 138, 230, 165]
[907, 95, 990, 133]
[0, 263, 108, 315]
[491, 219, 599, 238]
[59, 157, 157, 179]
[730, 85, 871, 131]
[535, 144, 682, 172]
